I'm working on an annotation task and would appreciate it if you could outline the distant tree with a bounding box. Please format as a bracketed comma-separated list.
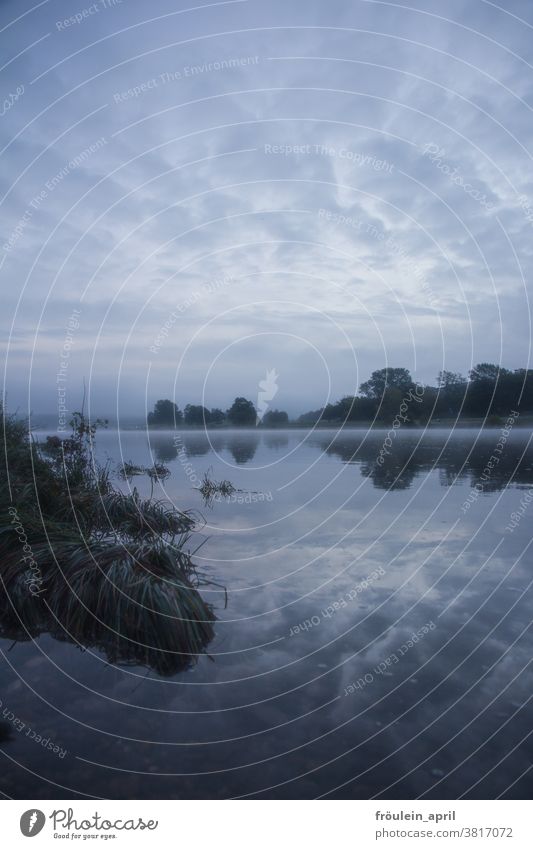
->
[227, 397, 256, 426]
[209, 408, 226, 425]
[322, 401, 343, 420]
[416, 385, 439, 423]
[335, 396, 378, 421]
[465, 365, 533, 416]
[376, 387, 406, 423]
[147, 399, 183, 427]
[318, 397, 363, 421]
[463, 364, 509, 417]
[435, 371, 468, 417]
[298, 396, 377, 425]
[184, 404, 211, 426]
[359, 367, 414, 399]
[506, 370, 533, 412]
[261, 409, 289, 427]
[468, 363, 509, 382]
[437, 370, 467, 388]
[347, 396, 378, 421]
[297, 408, 323, 426]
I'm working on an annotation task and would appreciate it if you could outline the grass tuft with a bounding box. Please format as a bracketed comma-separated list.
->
[0, 401, 217, 675]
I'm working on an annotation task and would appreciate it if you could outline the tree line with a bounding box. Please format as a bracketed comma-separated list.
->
[147, 397, 289, 427]
[298, 364, 533, 425]
[147, 364, 533, 428]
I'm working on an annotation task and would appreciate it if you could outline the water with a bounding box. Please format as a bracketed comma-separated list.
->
[1, 427, 533, 799]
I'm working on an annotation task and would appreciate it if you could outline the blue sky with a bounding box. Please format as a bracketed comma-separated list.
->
[1, 0, 533, 418]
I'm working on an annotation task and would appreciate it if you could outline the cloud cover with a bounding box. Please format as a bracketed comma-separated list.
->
[1, 0, 532, 419]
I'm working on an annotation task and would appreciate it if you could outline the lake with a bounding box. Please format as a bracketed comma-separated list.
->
[1, 426, 532, 799]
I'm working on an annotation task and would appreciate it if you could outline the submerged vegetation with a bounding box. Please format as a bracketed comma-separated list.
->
[0, 403, 216, 675]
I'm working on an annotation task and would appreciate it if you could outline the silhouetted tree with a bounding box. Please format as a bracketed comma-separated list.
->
[261, 409, 289, 427]
[147, 400, 183, 427]
[184, 404, 211, 426]
[209, 408, 226, 425]
[378, 387, 407, 422]
[297, 408, 323, 426]
[147, 362, 533, 431]
[359, 367, 414, 399]
[416, 385, 439, 422]
[345, 396, 377, 421]
[434, 371, 468, 417]
[464, 364, 533, 416]
[227, 397, 256, 426]
[322, 402, 342, 421]
[437, 370, 467, 388]
[468, 363, 509, 382]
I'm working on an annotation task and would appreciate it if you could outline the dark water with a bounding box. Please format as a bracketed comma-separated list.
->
[1, 427, 533, 799]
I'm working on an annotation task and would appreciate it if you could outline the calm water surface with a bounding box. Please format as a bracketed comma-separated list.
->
[1, 427, 533, 799]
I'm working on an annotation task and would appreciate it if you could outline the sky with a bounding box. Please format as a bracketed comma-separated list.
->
[1, 0, 533, 420]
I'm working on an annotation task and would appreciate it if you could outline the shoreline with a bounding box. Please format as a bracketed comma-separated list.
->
[30, 416, 533, 433]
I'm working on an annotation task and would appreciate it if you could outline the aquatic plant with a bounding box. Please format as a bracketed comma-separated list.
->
[0, 401, 216, 674]
[118, 461, 145, 479]
[119, 461, 171, 498]
[197, 469, 236, 506]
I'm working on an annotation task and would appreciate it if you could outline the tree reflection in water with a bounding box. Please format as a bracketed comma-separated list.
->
[311, 430, 533, 491]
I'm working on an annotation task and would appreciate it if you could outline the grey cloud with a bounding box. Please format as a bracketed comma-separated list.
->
[1, 0, 533, 416]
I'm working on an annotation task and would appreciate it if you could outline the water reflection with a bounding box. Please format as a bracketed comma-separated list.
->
[263, 433, 290, 451]
[311, 430, 533, 490]
[2, 427, 533, 799]
[0, 721, 13, 743]
[226, 433, 259, 464]
[150, 436, 178, 463]
[149, 428, 533, 490]
[179, 435, 213, 457]
[150, 431, 261, 465]
[0, 576, 214, 677]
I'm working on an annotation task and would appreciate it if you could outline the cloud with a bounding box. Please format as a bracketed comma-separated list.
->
[2, 0, 533, 416]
